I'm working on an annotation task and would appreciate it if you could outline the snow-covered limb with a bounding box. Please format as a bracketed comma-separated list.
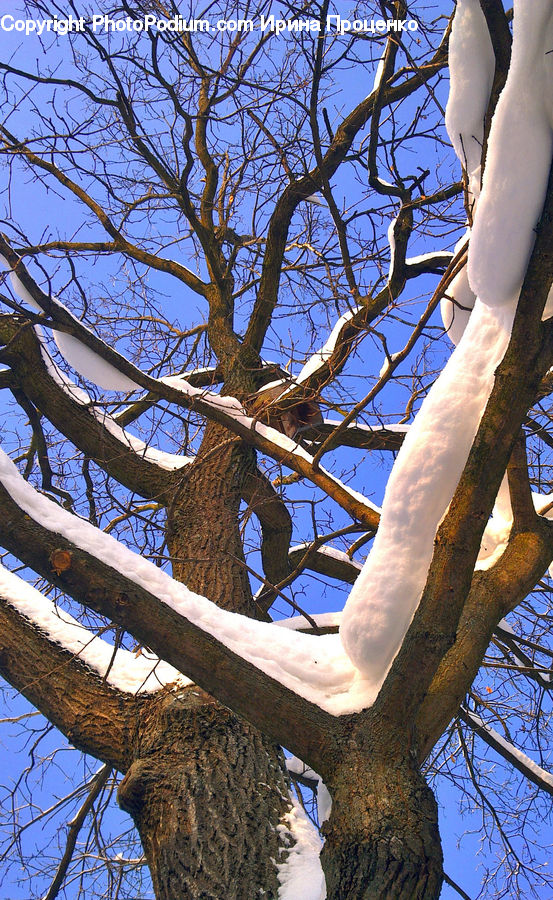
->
[301, 419, 407, 453]
[39, 339, 193, 472]
[0, 578, 140, 773]
[445, 0, 495, 203]
[340, 0, 553, 689]
[460, 708, 553, 796]
[405, 250, 455, 275]
[0, 316, 183, 502]
[0, 314, 379, 528]
[341, 300, 514, 683]
[288, 544, 362, 586]
[0, 447, 378, 746]
[0, 563, 187, 694]
[469, 1, 553, 307]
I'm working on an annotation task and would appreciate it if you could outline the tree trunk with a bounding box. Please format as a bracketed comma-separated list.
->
[117, 421, 294, 899]
[321, 747, 443, 900]
[118, 686, 291, 900]
[167, 421, 260, 617]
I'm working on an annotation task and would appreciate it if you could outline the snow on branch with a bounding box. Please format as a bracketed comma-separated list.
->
[460, 708, 553, 796]
[0, 446, 375, 723]
[0, 252, 379, 527]
[38, 338, 193, 473]
[445, 0, 495, 203]
[339, 0, 553, 688]
[0, 563, 188, 695]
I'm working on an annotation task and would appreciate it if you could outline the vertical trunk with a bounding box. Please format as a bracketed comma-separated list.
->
[118, 687, 291, 900]
[321, 748, 443, 900]
[118, 421, 293, 898]
[167, 421, 259, 617]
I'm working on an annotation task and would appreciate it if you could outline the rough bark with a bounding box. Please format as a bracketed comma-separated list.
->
[321, 738, 443, 900]
[118, 686, 291, 900]
[167, 421, 259, 617]
[116, 421, 294, 899]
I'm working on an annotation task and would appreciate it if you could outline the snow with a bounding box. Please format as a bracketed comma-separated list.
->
[296, 306, 362, 384]
[441, 262, 476, 345]
[0, 254, 141, 392]
[0, 563, 188, 694]
[53, 329, 140, 392]
[406, 251, 455, 267]
[276, 796, 326, 900]
[0, 446, 377, 715]
[468, 1, 553, 307]
[305, 194, 325, 207]
[340, 300, 514, 681]
[339, 1, 553, 685]
[466, 710, 553, 790]
[288, 544, 362, 569]
[39, 337, 192, 471]
[387, 217, 397, 279]
[445, 0, 495, 201]
[0, 254, 43, 313]
[475, 476, 512, 570]
[276, 612, 343, 632]
[379, 351, 400, 378]
[286, 757, 332, 825]
[322, 419, 409, 435]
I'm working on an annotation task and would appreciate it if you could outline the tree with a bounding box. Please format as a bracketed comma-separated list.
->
[1, 0, 553, 897]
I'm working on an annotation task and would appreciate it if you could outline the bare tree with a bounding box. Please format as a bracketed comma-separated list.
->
[1, 1, 553, 898]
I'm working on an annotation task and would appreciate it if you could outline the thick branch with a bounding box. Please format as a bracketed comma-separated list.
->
[0, 479, 336, 770]
[0, 315, 177, 502]
[0, 598, 138, 772]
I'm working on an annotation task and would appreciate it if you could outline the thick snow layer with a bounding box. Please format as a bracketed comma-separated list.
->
[0, 447, 377, 714]
[469, 1, 553, 307]
[53, 330, 140, 392]
[0, 563, 188, 693]
[0, 255, 141, 392]
[277, 797, 326, 900]
[441, 264, 476, 346]
[340, 300, 514, 682]
[445, 0, 495, 201]
[39, 337, 192, 471]
[341, 0, 553, 685]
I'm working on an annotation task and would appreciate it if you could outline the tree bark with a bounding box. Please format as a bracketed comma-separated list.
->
[321, 743, 443, 900]
[167, 421, 259, 617]
[116, 421, 294, 898]
[118, 686, 291, 900]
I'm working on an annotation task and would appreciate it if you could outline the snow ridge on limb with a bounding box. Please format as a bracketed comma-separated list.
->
[340, 2, 553, 685]
[445, 0, 495, 204]
[0, 564, 187, 694]
[0, 446, 375, 716]
[460, 708, 553, 796]
[469, 0, 553, 307]
[340, 301, 513, 683]
[38, 337, 193, 472]
[0, 242, 140, 392]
